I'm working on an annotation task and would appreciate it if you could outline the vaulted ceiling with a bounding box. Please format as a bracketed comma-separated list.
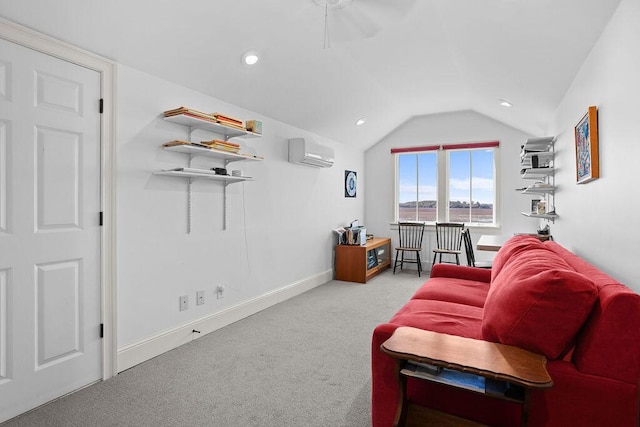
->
[0, 0, 622, 150]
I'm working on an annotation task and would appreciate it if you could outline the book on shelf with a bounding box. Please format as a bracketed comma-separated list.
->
[164, 107, 252, 131]
[216, 120, 246, 130]
[201, 139, 240, 149]
[212, 112, 243, 127]
[211, 145, 241, 153]
[164, 107, 216, 121]
[187, 142, 217, 149]
[162, 140, 191, 147]
[200, 141, 241, 153]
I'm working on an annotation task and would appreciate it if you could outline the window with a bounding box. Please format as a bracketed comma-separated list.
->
[393, 142, 499, 226]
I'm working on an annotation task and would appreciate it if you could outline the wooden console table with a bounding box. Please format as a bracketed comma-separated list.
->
[335, 237, 391, 283]
[381, 327, 553, 426]
[477, 234, 553, 252]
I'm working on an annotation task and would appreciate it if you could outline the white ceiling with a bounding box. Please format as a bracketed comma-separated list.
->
[0, 0, 622, 150]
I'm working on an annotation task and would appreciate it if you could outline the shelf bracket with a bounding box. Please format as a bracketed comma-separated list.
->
[188, 125, 196, 142]
[223, 182, 229, 231]
[187, 154, 193, 234]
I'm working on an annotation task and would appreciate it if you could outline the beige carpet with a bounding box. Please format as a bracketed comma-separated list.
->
[3, 270, 425, 427]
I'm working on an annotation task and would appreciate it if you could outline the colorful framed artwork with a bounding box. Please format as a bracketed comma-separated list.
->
[574, 106, 599, 184]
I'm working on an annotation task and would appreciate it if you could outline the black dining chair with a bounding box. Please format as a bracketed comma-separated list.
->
[461, 229, 493, 269]
[393, 222, 426, 277]
[432, 222, 465, 265]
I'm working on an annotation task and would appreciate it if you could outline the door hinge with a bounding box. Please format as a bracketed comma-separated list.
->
[99, 211, 103, 226]
[100, 323, 104, 338]
[99, 98, 104, 114]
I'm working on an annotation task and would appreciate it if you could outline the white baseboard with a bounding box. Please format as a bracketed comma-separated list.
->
[117, 270, 333, 372]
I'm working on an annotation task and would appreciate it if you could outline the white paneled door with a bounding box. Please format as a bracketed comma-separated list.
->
[0, 37, 102, 422]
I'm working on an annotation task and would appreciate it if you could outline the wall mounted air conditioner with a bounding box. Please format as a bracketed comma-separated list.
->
[288, 138, 334, 168]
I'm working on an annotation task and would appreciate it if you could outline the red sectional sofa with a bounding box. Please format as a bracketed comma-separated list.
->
[372, 235, 640, 426]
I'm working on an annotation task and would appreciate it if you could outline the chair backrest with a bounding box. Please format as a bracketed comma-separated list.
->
[397, 222, 426, 249]
[461, 229, 475, 267]
[434, 222, 464, 252]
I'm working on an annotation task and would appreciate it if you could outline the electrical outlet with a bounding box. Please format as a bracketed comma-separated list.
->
[179, 295, 188, 311]
[216, 285, 224, 299]
[196, 290, 205, 306]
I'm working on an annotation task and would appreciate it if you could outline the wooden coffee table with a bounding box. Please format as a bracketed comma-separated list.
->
[381, 327, 553, 426]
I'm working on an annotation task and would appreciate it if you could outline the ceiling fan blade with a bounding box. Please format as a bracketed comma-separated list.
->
[353, 0, 417, 20]
[328, 7, 378, 41]
[326, 0, 417, 42]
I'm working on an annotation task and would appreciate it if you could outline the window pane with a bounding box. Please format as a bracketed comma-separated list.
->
[448, 151, 471, 223]
[397, 153, 437, 222]
[398, 154, 417, 221]
[471, 150, 495, 223]
[417, 153, 437, 221]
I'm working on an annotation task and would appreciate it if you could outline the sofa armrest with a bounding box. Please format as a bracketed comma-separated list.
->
[430, 264, 491, 283]
[530, 361, 640, 426]
[372, 323, 403, 427]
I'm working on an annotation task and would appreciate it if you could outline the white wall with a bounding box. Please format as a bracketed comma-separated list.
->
[547, 0, 639, 292]
[364, 110, 533, 264]
[116, 65, 364, 364]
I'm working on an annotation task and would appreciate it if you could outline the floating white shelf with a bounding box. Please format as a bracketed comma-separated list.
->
[153, 170, 253, 182]
[163, 144, 263, 163]
[164, 114, 261, 140]
[523, 136, 555, 151]
[521, 168, 554, 179]
[521, 212, 559, 220]
[521, 186, 556, 195]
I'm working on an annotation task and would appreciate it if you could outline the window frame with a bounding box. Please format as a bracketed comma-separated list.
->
[392, 142, 501, 228]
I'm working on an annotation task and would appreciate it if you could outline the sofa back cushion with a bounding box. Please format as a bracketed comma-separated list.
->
[490, 235, 546, 282]
[482, 244, 598, 360]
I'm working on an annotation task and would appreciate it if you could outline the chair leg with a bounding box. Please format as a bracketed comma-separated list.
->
[455, 254, 459, 265]
[393, 250, 399, 274]
[432, 252, 437, 267]
[416, 253, 422, 277]
[400, 252, 405, 271]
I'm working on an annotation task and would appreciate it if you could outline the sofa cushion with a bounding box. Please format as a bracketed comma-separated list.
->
[412, 277, 489, 307]
[391, 299, 483, 340]
[490, 235, 546, 282]
[482, 246, 598, 359]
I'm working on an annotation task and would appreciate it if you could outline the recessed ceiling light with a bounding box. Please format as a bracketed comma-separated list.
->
[241, 50, 260, 66]
[355, 117, 366, 126]
[499, 99, 513, 107]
